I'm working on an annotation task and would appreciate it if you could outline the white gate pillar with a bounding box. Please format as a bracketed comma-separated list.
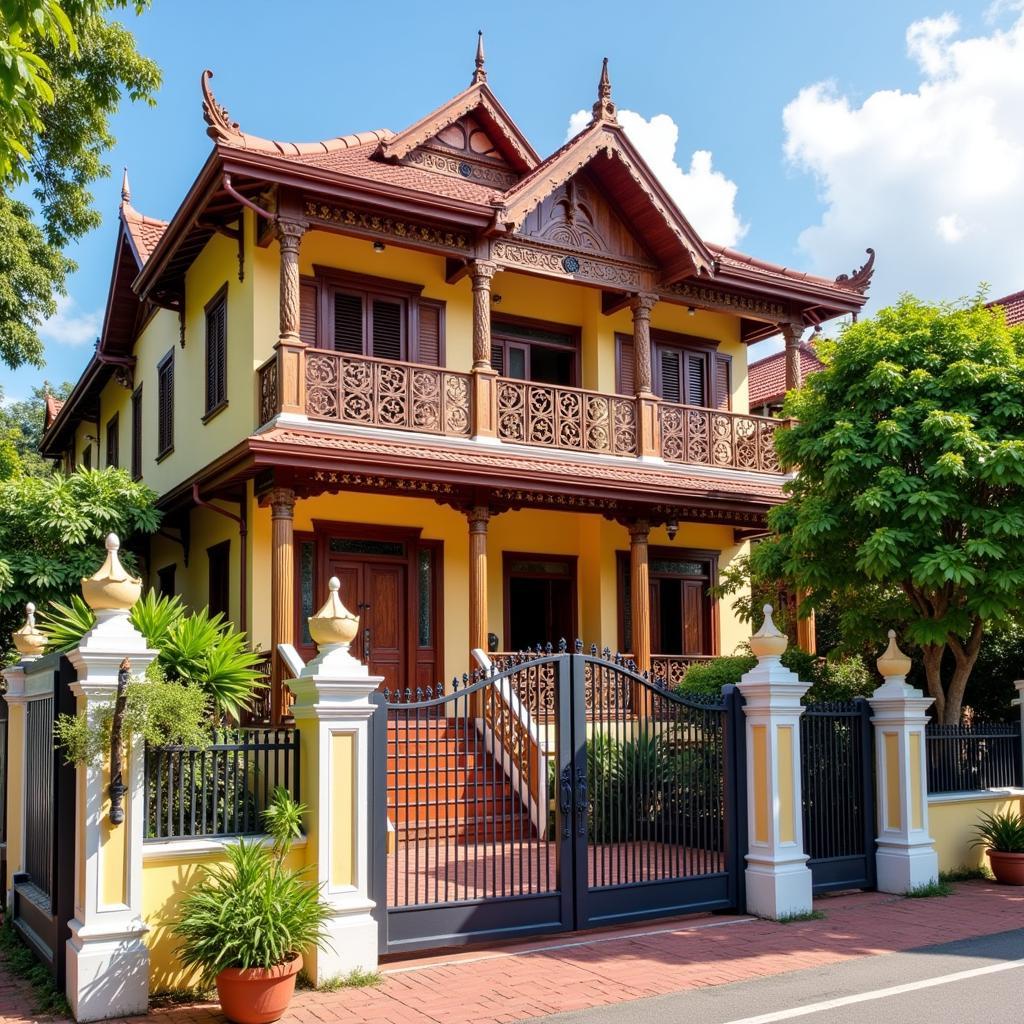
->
[869, 631, 938, 893]
[65, 535, 156, 1022]
[737, 605, 813, 919]
[288, 577, 382, 984]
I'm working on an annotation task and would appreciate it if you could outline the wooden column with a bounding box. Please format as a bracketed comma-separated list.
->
[629, 520, 651, 671]
[269, 486, 297, 724]
[795, 588, 817, 654]
[275, 217, 308, 416]
[630, 293, 661, 458]
[779, 320, 805, 394]
[468, 505, 490, 660]
[470, 261, 498, 438]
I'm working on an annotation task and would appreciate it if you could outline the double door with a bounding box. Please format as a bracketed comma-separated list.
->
[330, 557, 406, 694]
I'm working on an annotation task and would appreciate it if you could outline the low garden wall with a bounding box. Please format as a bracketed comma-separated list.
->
[928, 789, 1024, 873]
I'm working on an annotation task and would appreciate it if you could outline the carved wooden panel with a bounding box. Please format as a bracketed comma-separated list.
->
[517, 172, 653, 266]
[257, 355, 279, 426]
[660, 403, 782, 473]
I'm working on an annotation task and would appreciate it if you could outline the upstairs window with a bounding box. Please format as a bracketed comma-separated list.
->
[204, 287, 228, 417]
[616, 330, 732, 409]
[105, 413, 119, 469]
[131, 386, 143, 479]
[156, 350, 174, 459]
[300, 267, 445, 365]
[491, 318, 579, 387]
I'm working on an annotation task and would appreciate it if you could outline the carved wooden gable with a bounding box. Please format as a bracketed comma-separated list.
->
[516, 171, 655, 266]
[403, 114, 521, 190]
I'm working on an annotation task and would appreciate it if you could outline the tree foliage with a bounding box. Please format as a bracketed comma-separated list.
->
[0, 465, 159, 661]
[754, 294, 1024, 723]
[0, 1, 159, 368]
[0, 380, 73, 477]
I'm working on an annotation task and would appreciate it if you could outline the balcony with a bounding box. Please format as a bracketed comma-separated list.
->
[257, 347, 787, 474]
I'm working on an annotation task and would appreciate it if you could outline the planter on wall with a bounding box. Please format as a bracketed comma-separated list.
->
[987, 850, 1024, 886]
[216, 953, 303, 1024]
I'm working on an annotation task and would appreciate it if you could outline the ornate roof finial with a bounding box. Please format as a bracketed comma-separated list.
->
[201, 69, 242, 144]
[120, 167, 131, 206]
[591, 57, 617, 125]
[472, 30, 487, 85]
[835, 248, 876, 294]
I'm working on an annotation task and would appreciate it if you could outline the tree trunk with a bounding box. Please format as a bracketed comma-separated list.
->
[921, 644, 946, 723]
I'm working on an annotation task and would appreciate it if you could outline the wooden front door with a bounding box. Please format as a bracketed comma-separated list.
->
[330, 557, 408, 694]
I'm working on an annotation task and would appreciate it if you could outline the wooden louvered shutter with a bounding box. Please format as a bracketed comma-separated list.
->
[685, 352, 708, 407]
[714, 354, 732, 410]
[299, 280, 319, 346]
[370, 298, 403, 360]
[682, 581, 706, 654]
[131, 386, 142, 479]
[415, 299, 443, 365]
[659, 349, 682, 403]
[617, 335, 635, 396]
[157, 352, 174, 456]
[205, 293, 227, 415]
[333, 292, 364, 354]
[491, 341, 504, 376]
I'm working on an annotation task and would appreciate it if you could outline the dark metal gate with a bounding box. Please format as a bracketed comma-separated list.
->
[12, 654, 76, 987]
[374, 647, 744, 954]
[800, 699, 876, 893]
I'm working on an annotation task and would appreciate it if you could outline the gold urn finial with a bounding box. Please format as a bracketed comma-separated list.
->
[876, 629, 912, 679]
[81, 533, 142, 612]
[750, 603, 788, 659]
[308, 576, 360, 649]
[12, 602, 46, 658]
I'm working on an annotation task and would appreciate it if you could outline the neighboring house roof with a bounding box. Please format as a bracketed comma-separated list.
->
[989, 289, 1024, 327]
[748, 343, 825, 408]
[43, 395, 65, 429]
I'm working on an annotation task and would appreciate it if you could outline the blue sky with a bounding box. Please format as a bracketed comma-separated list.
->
[7, 0, 1022, 401]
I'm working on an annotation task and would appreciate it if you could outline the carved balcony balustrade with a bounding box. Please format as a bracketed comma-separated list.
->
[255, 345, 790, 474]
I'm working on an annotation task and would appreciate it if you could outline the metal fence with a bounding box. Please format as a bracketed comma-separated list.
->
[926, 722, 1022, 794]
[143, 727, 300, 841]
[24, 694, 55, 899]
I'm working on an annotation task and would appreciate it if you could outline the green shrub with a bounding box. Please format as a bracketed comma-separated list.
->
[676, 655, 756, 695]
[172, 789, 331, 984]
[970, 811, 1024, 853]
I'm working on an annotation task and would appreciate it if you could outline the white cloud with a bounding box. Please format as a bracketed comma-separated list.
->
[40, 295, 102, 347]
[566, 108, 748, 247]
[783, 9, 1024, 308]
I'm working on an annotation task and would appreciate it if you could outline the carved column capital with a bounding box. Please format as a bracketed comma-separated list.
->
[468, 505, 490, 532]
[628, 292, 658, 317]
[469, 259, 498, 286]
[267, 486, 297, 520]
[628, 518, 650, 542]
[275, 217, 308, 250]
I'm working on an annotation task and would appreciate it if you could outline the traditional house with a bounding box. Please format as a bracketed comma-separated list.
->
[988, 288, 1024, 328]
[40, 44, 872, 722]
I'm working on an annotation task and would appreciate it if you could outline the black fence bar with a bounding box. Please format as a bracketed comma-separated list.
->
[926, 722, 1022, 794]
[143, 727, 300, 841]
[24, 695, 55, 900]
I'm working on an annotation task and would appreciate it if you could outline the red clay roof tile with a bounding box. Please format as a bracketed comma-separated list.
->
[748, 343, 824, 408]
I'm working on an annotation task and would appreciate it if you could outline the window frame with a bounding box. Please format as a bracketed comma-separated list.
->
[105, 413, 119, 469]
[615, 329, 727, 408]
[131, 385, 143, 479]
[491, 314, 581, 387]
[203, 283, 229, 420]
[207, 539, 231, 622]
[156, 349, 174, 461]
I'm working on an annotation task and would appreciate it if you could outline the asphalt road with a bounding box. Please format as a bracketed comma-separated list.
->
[537, 928, 1024, 1024]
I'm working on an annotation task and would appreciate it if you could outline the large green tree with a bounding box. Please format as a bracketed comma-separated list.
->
[0, 379, 73, 477]
[0, 465, 159, 663]
[755, 295, 1024, 724]
[0, 1, 159, 368]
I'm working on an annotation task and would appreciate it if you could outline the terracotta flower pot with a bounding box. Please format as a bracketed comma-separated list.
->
[987, 850, 1024, 886]
[216, 953, 302, 1024]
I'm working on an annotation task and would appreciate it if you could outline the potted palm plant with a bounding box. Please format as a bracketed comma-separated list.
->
[172, 788, 331, 1023]
[969, 810, 1024, 885]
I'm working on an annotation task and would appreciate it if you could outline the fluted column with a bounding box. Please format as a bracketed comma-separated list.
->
[630, 294, 661, 458]
[629, 520, 651, 672]
[269, 487, 297, 724]
[779, 321, 805, 394]
[275, 217, 308, 416]
[468, 506, 490, 661]
[470, 261, 499, 438]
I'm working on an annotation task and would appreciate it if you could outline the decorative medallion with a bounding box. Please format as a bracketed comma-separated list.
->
[458, 161, 473, 178]
[562, 255, 581, 274]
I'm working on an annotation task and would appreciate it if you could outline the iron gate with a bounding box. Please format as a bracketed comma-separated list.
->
[373, 647, 744, 954]
[12, 654, 76, 987]
[800, 699, 876, 893]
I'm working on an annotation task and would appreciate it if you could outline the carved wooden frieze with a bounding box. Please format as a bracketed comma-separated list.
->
[403, 146, 520, 190]
[492, 238, 649, 289]
[650, 503, 768, 526]
[664, 280, 788, 319]
[302, 199, 471, 252]
[308, 470, 458, 497]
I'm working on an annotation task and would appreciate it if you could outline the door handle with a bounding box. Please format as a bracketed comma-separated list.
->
[576, 766, 588, 837]
[559, 766, 572, 839]
[363, 627, 371, 661]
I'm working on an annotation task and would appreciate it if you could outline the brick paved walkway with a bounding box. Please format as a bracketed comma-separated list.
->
[2, 881, 1022, 1024]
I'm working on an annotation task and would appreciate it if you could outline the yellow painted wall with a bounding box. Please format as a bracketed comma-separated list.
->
[142, 841, 307, 992]
[929, 793, 1024, 873]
